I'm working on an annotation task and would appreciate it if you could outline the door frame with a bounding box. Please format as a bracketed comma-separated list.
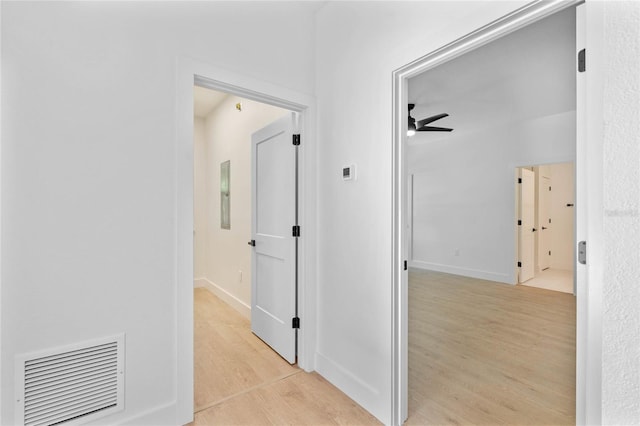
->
[518, 168, 537, 283]
[175, 58, 317, 424]
[391, 1, 601, 424]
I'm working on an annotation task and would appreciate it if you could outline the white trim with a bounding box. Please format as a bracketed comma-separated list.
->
[195, 278, 251, 320]
[116, 400, 177, 426]
[391, 1, 589, 425]
[582, 1, 604, 423]
[409, 261, 511, 285]
[0, 1, 3, 421]
[315, 352, 380, 411]
[175, 57, 317, 425]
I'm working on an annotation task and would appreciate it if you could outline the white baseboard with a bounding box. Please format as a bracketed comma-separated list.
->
[116, 400, 177, 426]
[315, 352, 383, 423]
[410, 260, 512, 284]
[195, 278, 251, 319]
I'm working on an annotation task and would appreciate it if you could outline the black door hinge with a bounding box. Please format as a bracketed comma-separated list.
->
[404, 260, 408, 271]
[517, 220, 522, 226]
[293, 134, 301, 146]
[578, 49, 586, 72]
[517, 261, 522, 267]
[292, 225, 300, 237]
[292, 317, 300, 329]
[518, 178, 522, 184]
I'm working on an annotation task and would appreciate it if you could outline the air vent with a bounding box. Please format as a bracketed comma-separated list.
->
[15, 334, 125, 426]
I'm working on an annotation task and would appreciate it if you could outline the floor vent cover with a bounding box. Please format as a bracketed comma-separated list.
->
[15, 334, 125, 426]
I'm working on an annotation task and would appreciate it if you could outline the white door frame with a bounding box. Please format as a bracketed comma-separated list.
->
[175, 58, 317, 424]
[391, 1, 601, 424]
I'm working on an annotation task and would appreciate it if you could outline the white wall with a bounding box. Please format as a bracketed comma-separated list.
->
[194, 96, 288, 316]
[408, 112, 575, 284]
[315, 2, 530, 423]
[1, 2, 639, 425]
[194, 117, 207, 280]
[0, 2, 316, 424]
[317, 2, 640, 423]
[600, 2, 640, 423]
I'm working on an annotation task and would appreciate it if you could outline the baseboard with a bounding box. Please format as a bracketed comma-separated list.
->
[116, 400, 178, 426]
[315, 352, 385, 423]
[410, 260, 512, 284]
[196, 278, 251, 319]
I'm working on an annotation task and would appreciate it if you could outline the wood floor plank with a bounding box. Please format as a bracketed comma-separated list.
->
[192, 287, 379, 425]
[192, 270, 575, 425]
[407, 269, 576, 425]
[194, 288, 298, 412]
[193, 372, 380, 426]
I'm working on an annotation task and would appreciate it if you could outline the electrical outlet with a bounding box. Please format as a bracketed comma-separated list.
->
[238, 270, 243, 282]
[454, 248, 460, 256]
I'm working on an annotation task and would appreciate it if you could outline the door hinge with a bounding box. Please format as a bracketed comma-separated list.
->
[293, 134, 301, 146]
[517, 220, 522, 226]
[404, 260, 408, 271]
[292, 317, 300, 329]
[518, 178, 522, 184]
[549, 250, 551, 256]
[578, 241, 587, 264]
[517, 261, 522, 267]
[578, 48, 586, 72]
[292, 225, 300, 237]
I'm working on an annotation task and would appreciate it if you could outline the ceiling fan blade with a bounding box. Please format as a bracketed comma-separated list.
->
[417, 126, 453, 132]
[416, 113, 449, 128]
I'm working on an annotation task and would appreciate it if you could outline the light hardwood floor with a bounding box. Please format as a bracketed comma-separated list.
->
[407, 269, 576, 425]
[191, 287, 379, 425]
[192, 271, 576, 426]
[522, 268, 574, 294]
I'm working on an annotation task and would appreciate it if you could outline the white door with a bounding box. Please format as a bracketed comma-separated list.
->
[539, 176, 552, 271]
[250, 113, 298, 364]
[519, 169, 535, 283]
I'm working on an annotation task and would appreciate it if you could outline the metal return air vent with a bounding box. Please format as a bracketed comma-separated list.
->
[15, 334, 125, 426]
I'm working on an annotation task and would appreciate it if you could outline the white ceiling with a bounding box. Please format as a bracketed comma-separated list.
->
[193, 86, 228, 118]
[408, 7, 575, 142]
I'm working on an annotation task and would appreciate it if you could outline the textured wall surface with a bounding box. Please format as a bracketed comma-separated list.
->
[601, 2, 640, 424]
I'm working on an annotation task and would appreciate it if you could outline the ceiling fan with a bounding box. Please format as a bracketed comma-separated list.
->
[408, 103, 453, 136]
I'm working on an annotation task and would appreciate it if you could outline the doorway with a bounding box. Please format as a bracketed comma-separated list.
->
[392, 2, 593, 425]
[517, 162, 576, 294]
[192, 86, 299, 413]
[175, 60, 317, 424]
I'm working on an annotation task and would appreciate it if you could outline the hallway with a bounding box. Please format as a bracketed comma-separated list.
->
[191, 288, 379, 425]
